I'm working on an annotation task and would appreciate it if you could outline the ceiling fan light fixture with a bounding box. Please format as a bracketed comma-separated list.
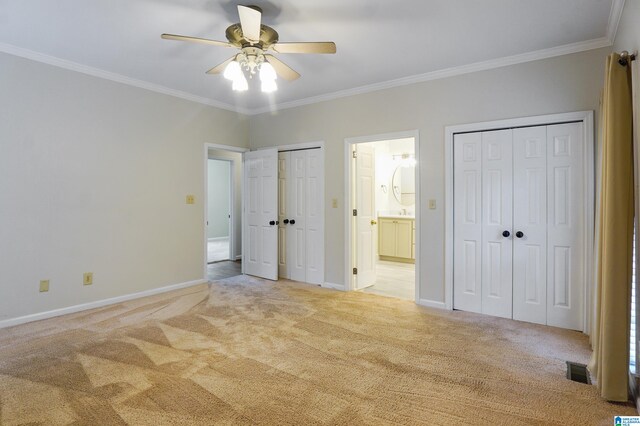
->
[259, 62, 277, 82]
[232, 74, 249, 92]
[162, 4, 335, 91]
[261, 78, 277, 93]
[223, 60, 242, 81]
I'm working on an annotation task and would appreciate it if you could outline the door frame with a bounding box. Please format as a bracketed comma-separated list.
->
[444, 111, 595, 333]
[203, 143, 248, 279]
[344, 130, 421, 302]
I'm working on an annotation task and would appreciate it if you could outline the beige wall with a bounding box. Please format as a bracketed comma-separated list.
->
[0, 52, 249, 323]
[249, 47, 609, 302]
[0, 43, 613, 323]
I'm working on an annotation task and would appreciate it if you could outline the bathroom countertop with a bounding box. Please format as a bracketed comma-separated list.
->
[377, 214, 415, 219]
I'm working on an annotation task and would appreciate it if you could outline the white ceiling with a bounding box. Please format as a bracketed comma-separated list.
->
[0, 0, 621, 114]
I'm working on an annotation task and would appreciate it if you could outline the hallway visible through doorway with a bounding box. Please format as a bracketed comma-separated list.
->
[207, 237, 230, 263]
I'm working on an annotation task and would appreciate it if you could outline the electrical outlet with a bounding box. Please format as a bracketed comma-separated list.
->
[332, 198, 338, 208]
[83, 272, 93, 286]
[186, 195, 195, 204]
[39, 280, 49, 292]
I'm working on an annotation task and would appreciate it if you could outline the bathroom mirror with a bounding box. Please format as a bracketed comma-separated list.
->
[392, 164, 415, 206]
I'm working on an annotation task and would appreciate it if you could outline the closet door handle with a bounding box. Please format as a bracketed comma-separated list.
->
[502, 230, 510, 238]
[283, 219, 289, 224]
[269, 220, 276, 226]
[516, 231, 524, 238]
[290, 219, 296, 225]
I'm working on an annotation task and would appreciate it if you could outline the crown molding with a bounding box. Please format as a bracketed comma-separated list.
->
[607, 0, 626, 44]
[249, 36, 612, 115]
[0, 42, 252, 115]
[1, 0, 625, 117]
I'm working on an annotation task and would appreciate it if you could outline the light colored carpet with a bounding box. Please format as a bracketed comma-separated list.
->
[0, 276, 634, 425]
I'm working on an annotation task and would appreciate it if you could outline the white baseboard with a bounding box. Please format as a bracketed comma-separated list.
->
[322, 282, 345, 291]
[0, 279, 207, 330]
[235, 255, 242, 261]
[207, 236, 229, 242]
[417, 299, 448, 310]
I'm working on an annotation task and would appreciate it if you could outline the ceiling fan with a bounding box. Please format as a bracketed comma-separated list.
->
[161, 5, 336, 93]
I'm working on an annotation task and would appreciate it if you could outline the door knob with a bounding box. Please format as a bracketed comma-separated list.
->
[502, 230, 510, 238]
[269, 220, 276, 226]
[283, 219, 289, 224]
[371, 220, 377, 225]
[290, 219, 296, 225]
[516, 231, 524, 238]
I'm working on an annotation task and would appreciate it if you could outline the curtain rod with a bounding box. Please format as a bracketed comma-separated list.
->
[618, 51, 636, 66]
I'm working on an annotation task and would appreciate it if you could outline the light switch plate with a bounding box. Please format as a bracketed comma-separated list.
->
[186, 195, 195, 204]
[332, 198, 338, 208]
[83, 272, 93, 286]
[39, 280, 49, 292]
[428, 199, 436, 209]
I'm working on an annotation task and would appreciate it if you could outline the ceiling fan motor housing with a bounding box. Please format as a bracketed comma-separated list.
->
[225, 24, 279, 49]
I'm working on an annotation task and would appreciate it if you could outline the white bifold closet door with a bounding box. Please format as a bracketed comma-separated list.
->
[453, 132, 483, 314]
[481, 129, 513, 319]
[244, 149, 278, 281]
[545, 123, 584, 330]
[453, 122, 584, 330]
[278, 149, 324, 285]
[512, 126, 548, 325]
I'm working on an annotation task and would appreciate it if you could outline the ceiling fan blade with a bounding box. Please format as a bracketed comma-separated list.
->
[264, 55, 300, 81]
[237, 5, 262, 42]
[161, 33, 233, 48]
[271, 42, 336, 54]
[206, 56, 236, 74]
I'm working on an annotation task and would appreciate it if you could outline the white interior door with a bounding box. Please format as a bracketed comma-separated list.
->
[288, 150, 307, 282]
[481, 130, 513, 319]
[546, 122, 584, 330]
[355, 144, 376, 289]
[305, 148, 325, 285]
[243, 149, 278, 280]
[277, 152, 289, 279]
[453, 132, 483, 313]
[513, 126, 547, 325]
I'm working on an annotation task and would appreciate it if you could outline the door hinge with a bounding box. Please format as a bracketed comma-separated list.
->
[353, 267, 358, 275]
[353, 209, 357, 216]
[352, 151, 357, 159]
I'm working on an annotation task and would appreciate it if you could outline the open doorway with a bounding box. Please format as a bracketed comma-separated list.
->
[205, 145, 246, 281]
[207, 158, 232, 263]
[346, 134, 419, 301]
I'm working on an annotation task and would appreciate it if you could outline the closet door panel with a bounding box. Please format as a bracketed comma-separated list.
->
[278, 153, 290, 279]
[288, 150, 307, 282]
[481, 129, 513, 319]
[512, 126, 547, 325]
[243, 149, 278, 280]
[305, 148, 324, 285]
[546, 123, 584, 330]
[453, 133, 483, 313]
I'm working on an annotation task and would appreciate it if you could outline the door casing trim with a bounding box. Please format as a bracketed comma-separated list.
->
[344, 130, 421, 303]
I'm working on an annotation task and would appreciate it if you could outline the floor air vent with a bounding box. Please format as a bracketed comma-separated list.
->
[566, 361, 591, 384]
